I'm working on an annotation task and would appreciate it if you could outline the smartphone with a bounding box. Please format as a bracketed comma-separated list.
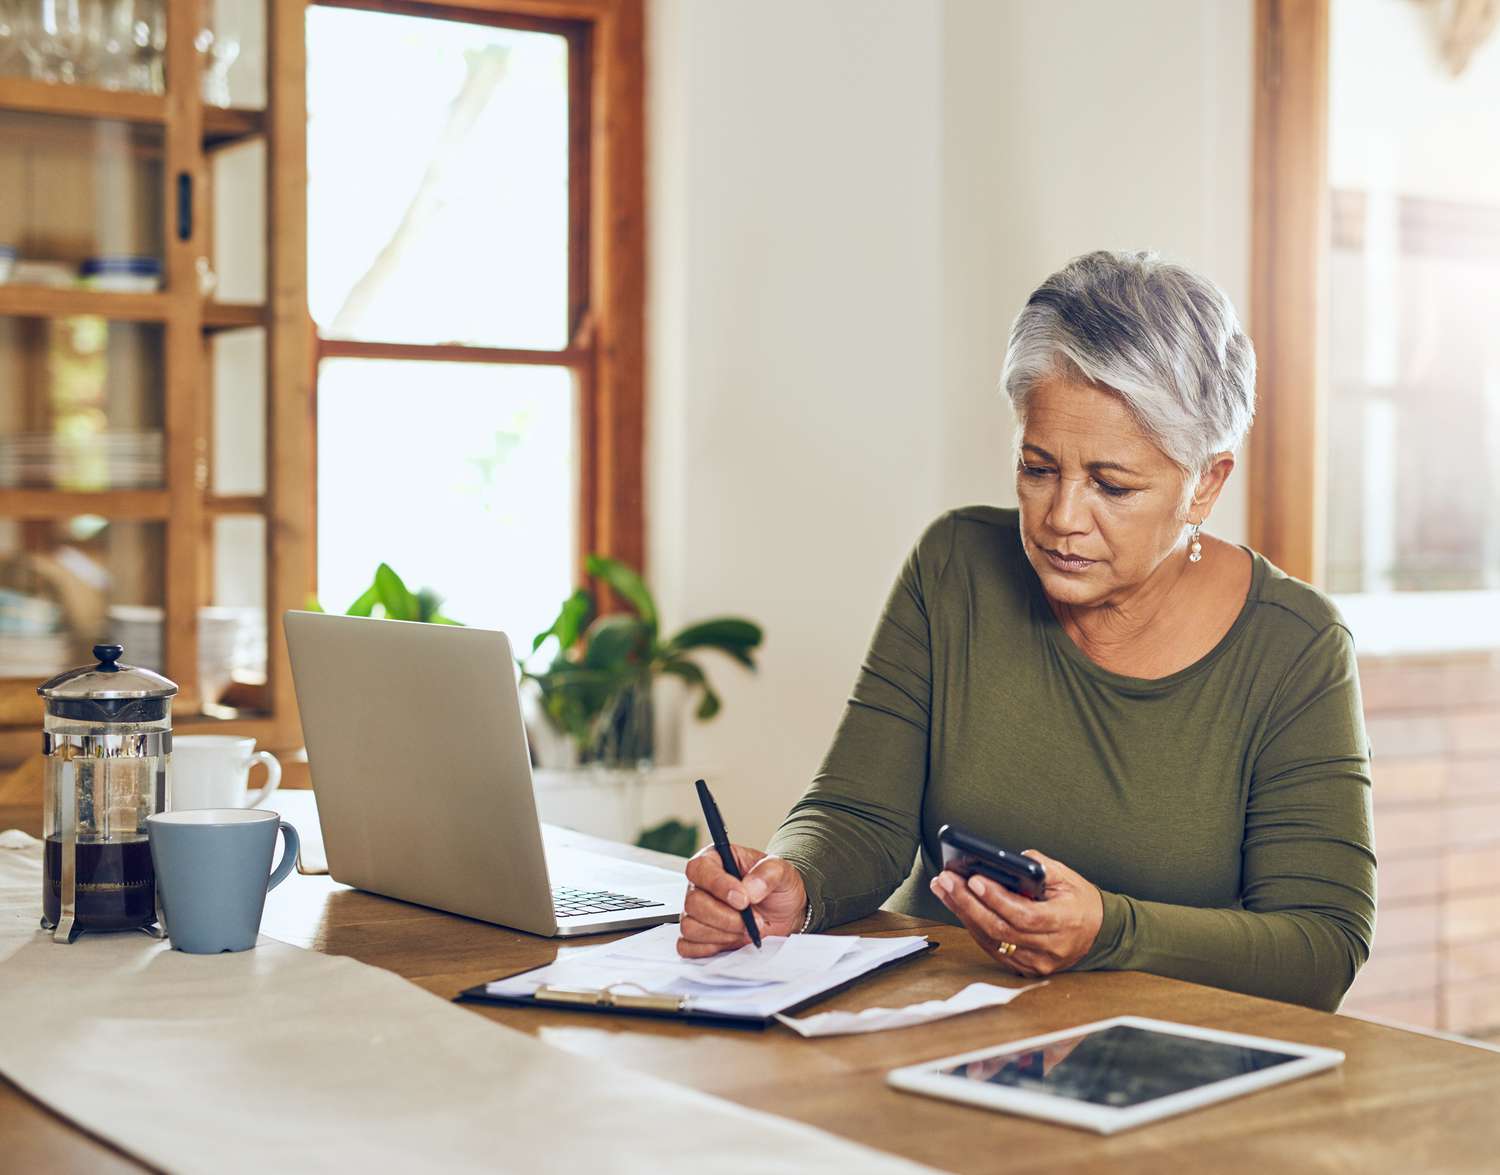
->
[937, 824, 1047, 901]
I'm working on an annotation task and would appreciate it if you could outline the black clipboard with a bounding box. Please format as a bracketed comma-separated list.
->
[455, 938, 939, 1029]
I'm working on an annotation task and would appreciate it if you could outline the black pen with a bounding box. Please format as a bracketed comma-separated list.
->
[695, 778, 762, 948]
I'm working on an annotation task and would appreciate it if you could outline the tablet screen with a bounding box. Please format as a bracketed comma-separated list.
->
[938, 1024, 1300, 1108]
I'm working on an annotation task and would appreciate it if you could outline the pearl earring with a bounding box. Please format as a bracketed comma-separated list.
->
[1188, 521, 1203, 564]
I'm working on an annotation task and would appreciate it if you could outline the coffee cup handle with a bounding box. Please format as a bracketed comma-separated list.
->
[247, 751, 282, 808]
[267, 820, 300, 893]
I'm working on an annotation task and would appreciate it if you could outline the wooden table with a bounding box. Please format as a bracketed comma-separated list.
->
[5, 801, 1500, 1173]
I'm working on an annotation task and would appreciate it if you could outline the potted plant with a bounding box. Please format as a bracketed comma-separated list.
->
[522, 555, 763, 768]
[311, 563, 463, 625]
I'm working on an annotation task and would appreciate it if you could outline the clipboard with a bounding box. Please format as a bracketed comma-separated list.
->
[455, 938, 939, 1029]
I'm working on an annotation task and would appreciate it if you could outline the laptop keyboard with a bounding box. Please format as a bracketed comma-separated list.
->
[552, 885, 665, 919]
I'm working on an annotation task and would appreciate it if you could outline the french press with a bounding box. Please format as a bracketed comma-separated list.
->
[38, 644, 177, 943]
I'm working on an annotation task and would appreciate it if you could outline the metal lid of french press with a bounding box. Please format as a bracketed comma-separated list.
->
[38, 644, 179, 722]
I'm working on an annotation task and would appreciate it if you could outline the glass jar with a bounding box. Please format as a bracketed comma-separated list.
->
[38, 643, 177, 942]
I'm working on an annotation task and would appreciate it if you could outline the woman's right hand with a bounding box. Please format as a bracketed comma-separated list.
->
[677, 845, 808, 957]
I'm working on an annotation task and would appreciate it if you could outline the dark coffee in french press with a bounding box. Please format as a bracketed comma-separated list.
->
[37, 644, 176, 942]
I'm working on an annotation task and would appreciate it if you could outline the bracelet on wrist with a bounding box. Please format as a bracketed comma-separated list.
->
[798, 901, 814, 935]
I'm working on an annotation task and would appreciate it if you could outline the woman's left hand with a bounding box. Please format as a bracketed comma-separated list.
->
[929, 850, 1104, 977]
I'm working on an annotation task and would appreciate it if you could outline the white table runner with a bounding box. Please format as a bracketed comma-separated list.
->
[0, 833, 934, 1174]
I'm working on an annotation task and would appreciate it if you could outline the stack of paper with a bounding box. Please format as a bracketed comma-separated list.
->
[486, 925, 929, 1019]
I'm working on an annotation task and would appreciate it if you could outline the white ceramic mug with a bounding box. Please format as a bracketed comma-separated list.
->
[171, 736, 282, 811]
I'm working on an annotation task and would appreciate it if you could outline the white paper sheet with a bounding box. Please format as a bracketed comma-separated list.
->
[0, 831, 937, 1175]
[700, 934, 855, 983]
[592, 921, 698, 964]
[775, 981, 1044, 1037]
[487, 923, 930, 1019]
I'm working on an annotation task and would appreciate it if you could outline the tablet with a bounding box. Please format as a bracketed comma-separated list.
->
[886, 1016, 1344, 1134]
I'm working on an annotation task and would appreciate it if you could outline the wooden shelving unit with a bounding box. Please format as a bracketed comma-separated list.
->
[0, 0, 310, 767]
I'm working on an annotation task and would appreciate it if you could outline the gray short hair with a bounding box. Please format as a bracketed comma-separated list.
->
[1001, 251, 1256, 471]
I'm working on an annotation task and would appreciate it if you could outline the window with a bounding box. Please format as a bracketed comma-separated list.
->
[1251, 0, 1500, 654]
[1322, 0, 1500, 653]
[305, 0, 644, 644]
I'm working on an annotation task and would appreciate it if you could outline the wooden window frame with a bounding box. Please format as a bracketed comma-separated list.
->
[1249, 0, 1329, 584]
[303, 0, 646, 599]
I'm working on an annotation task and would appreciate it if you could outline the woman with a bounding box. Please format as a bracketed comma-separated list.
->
[678, 251, 1376, 1012]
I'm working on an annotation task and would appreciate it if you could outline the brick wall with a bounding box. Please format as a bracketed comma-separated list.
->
[1340, 653, 1500, 1036]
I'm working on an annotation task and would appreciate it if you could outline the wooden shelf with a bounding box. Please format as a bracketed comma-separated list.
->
[203, 302, 267, 331]
[0, 285, 172, 322]
[0, 490, 171, 520]
[206, 495, 268, 515]
[203, 107, 266, 149]
[0, 289, 269, 327]
[0, 80, 263, 151]
[0, 76, 168, 125]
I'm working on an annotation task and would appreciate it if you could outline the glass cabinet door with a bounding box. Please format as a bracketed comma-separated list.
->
[0, 0, 279, 727]
[0, 316, 165, 490]
[0, 517, 165, 680]
[0, 111, 166, 278]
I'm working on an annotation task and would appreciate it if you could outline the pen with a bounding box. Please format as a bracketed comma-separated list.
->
[695, 778, 762, 948]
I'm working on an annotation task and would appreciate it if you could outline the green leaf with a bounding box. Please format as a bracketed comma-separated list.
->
[304, 595, 326, 613]
[583, 614, 651, 670]
[660, 657, 721, 720]
[535, 663, 618, 688]
[530, 588, 595, 654]
[533, 663, 621, 704]
[663, 620, 761, 672]
[415, 587, 445, 623]
[665, 618, 762, 652]
[659, 657, 704, 686]
[542, 690, 596, 743]
[530, 662, 622, 744]
[714, 645, 757, 670]
[634, 818, 699, 858]
[374, 563, 417, 620]
[585, 555, 658, 632]
[346, 583, 380, 618]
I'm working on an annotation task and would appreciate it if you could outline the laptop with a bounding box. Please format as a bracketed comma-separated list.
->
[283, 611, 686, 937]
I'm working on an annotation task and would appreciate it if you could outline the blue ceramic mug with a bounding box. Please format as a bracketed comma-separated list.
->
[147, 809, 300, 953]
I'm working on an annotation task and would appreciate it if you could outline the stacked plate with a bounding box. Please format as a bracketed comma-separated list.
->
[79, 256, 164, 292]
[0, 588, 69, 678]
[106, 605, 166, 672]
[230, 608, 268, 683]
[197, 607, 243, 705]
[0, 431, 164, 489]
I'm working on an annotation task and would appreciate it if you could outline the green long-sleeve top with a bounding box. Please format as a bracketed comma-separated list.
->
[767, 507, 1376, 1012]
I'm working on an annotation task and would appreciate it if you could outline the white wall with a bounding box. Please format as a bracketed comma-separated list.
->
[937, 0, 1254, 528]
[649, 0, 945, 840]
[649, 0, 1254, 843]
